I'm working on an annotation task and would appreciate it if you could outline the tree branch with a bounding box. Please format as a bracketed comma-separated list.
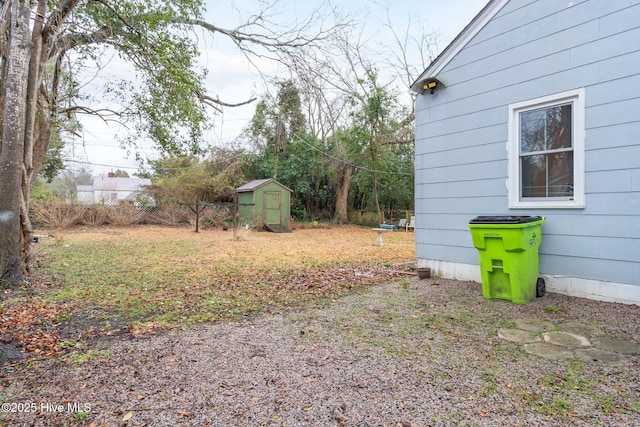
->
[202, 94, 257, 108]
[43, 0, 80, 42]
[61, 105, 126, 119]
[51, 27, 114, 60]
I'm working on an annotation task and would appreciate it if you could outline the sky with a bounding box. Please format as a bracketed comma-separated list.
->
[66, 0, 489, 176]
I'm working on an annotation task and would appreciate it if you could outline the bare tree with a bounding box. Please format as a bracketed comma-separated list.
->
[286, 17, 439, 224]
[380, 14, 440, 123]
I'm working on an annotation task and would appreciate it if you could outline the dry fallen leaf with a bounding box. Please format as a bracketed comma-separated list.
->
[122, 411, 133, 421]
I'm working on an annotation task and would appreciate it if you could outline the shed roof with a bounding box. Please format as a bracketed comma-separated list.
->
[410, 0, 508, 93]
[235, 178, 292, 193]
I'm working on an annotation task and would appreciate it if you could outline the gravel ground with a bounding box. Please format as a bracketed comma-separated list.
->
[2, 277, 639, 426]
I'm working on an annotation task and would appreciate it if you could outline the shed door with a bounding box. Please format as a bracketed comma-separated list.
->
[263, 191, 281, 225]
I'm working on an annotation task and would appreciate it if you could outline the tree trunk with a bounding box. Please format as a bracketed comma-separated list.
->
[369, 141, 383, 225]
[333, 163, 353, 225]
[0, 0, 31, 286]
[372, 172, 383, 225]
[20, 0, 47, 272]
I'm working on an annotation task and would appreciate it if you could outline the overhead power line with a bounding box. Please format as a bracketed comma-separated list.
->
[293, 136, 414, 177]
[63, 140, 414, 177]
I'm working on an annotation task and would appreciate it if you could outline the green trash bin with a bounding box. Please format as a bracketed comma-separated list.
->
[468, 216, 546, 304]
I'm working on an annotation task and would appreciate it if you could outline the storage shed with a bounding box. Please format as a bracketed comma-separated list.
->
[235, 179, 292, 232]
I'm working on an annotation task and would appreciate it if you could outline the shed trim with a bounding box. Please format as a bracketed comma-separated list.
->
[235, 178, 292, 193]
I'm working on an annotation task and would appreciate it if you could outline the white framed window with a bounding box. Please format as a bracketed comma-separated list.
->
[507, 88, 585, 209]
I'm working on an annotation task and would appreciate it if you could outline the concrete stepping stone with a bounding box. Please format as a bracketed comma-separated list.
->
[498, 328, 540, 343]
[557, 321, 604, 338]
[591, 337, 640, 355]
[507, 319, 635, 365]
[525, 343, 574, 360]
[575, 348, 628, 367]
[543, 331, 591, 348]
[515, 319, 555, 333]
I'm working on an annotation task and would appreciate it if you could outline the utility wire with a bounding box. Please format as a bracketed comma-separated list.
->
[63, 139, 414, 177]
[293, 136, 414, 177]
[64, 159, 139, 169]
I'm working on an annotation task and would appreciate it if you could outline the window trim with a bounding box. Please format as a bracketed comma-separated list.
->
[507, 88, 585, 209]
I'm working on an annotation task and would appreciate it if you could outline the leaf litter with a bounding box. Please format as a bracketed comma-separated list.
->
[1, 225, 415, 357]
[4, 225, 636, 425]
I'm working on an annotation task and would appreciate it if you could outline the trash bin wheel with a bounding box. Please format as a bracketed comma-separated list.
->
[536, 277, 546, 298]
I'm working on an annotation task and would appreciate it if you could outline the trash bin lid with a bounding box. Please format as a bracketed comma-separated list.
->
[469, 215, 543, 224]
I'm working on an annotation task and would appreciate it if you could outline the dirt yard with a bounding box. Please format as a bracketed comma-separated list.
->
[2, 225, 639, 426]
[1, 224, 416, 359]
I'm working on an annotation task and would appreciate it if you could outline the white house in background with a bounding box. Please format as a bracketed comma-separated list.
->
[77, 173, 151, 205]
[411, 0, 640, 304]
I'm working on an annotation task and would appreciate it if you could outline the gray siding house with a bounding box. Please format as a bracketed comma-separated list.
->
[411, 0, 640, 304]
[77, 174, 151, 205]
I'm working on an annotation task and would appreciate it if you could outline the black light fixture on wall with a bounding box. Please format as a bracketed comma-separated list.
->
[421, 77, 445, 95]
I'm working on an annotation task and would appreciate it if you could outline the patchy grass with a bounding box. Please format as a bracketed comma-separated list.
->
[2, 225, 414, 354]
[290, 278, 640, 423]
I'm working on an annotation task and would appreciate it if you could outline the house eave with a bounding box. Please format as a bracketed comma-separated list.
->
[410, 0, 509, 94]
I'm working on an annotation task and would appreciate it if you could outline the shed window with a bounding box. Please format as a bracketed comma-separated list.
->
[508, 89, 585, 209]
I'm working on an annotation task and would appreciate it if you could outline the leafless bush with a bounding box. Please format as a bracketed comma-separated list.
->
[79, 205, 110, 226]
[30, 201, 234, 229]
[144, 205, 191, 226]
[106, 204, 145, 226]
[30, 200, 82, 229]
[189, 206, 232, 228]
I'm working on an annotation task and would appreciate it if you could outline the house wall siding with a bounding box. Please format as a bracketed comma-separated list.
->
[77, 177, 150, 205]
[415, 0, 640, 288]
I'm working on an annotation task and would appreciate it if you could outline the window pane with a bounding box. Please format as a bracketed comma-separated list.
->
[521, 152, 573, 198]
[521, 104, 572, 153]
